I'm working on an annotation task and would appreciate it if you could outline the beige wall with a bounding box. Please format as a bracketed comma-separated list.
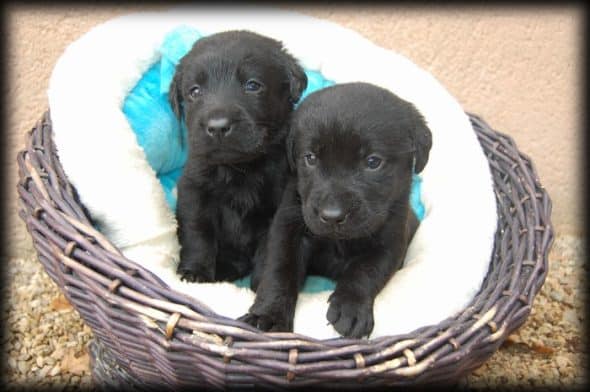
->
[6, 5, 582, 258]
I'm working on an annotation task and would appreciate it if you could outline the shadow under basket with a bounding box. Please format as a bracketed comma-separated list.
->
[17, 111, 553, 389]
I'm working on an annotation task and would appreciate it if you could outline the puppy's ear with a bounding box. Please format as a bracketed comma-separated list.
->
[169, 70, 183, 119]
[281, 51, 308, 104]
[286, 127, 297, 172]
[411, 114, 433, 173]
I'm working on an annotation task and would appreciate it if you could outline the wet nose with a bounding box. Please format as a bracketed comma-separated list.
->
[206, 117, 232, 138]
[319, 206, 347, 225]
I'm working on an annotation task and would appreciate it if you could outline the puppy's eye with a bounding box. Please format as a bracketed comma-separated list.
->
[188, 85, 202, 100]
[244, 79, 263, 93]
[304, 153, 317, 167]
[366, 155, 383, 170]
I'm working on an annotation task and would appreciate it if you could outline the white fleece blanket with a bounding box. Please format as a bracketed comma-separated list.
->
[48, 6, 497, 339]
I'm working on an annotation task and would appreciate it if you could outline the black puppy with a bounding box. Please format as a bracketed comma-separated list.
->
[240, 82, 432, 338]
[170, 31, 307, 282]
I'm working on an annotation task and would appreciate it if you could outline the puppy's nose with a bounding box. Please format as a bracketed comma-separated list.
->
[206, 117, 232, 138]
[319, 206, 347, 225]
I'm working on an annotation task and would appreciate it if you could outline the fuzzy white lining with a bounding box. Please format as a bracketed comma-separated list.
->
[47, 6, 497, 339]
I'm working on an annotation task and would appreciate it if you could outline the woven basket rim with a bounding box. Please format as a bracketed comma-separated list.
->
[17, 110, 553, 387]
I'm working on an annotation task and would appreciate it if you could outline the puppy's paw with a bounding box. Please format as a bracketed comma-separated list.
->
[327, 291, 374, 339]
[238, 308, 293, 332]
[176, 260, 215, 283]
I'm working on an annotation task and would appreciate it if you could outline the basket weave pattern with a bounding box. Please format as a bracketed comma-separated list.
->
[17, 111, 553, 388]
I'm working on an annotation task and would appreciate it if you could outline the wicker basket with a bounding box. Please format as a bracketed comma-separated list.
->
[17, 111, 553, 388]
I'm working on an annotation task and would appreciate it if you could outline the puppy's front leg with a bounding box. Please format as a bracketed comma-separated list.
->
[327, 250, 400, 339]
[176, 178, 217, 282]
[249, 230, 268, 292]
[240, 179, 308, 332]
[327, 223, 410, 338]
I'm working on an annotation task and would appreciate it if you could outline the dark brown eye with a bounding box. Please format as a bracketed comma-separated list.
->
[304, 153, 317, 167]
[366, 155, 383, 170]
[189, 85, 202, 100]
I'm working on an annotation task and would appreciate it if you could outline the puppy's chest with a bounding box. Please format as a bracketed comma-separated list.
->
[203, 166, 279, 245]
[308, 239, 377, 278]
[207, 166, 271, 213]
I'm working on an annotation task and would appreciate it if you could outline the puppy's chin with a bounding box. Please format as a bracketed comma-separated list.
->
[204, 148, 265, 165]
[192, 125, 270, 165]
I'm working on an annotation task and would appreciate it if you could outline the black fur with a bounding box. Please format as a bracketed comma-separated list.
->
[240, 83, 432, 338]
[170, 31, 307, 282]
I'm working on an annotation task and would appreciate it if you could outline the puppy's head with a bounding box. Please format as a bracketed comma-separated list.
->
[170, 30, 307, 165]
[289, 82, 432, 239]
